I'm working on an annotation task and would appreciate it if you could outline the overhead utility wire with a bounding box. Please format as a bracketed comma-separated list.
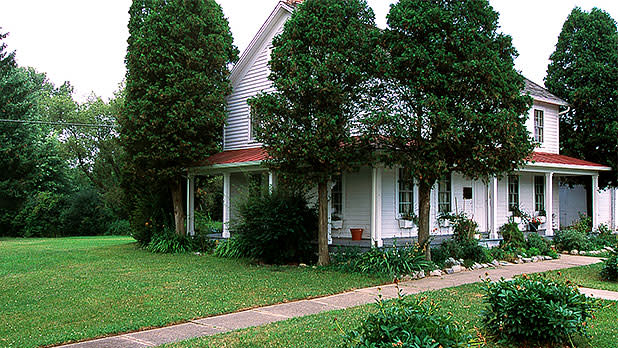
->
[0, 119, 116, 129]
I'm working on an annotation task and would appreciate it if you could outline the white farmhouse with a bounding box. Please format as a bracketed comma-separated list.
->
[187, 1, 617, 246]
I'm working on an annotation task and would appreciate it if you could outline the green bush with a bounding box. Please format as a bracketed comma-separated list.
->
[441, 212, 478, 242]
[555, 228, 593, 251]
[432, 238, 490, 267]
[232, 188, 317, 264]
[146, 228, 194, 253]
[13, 191, 66, 238]
[499, 221, 525, 249]
[341, 291, 472, 348]
[525, 233, 551, 255]
[191, 232, 217, 253]
[213, 237, 248, 259]
[600, 250, 618, 281]
[332, 243, 433, 279]
[194, 211, 222, 234]
[105, 219, 131, 235]
[129, 191, 172, 247]
[590, 224, 618, 249]
[60, 189, 113, 236]
[482, 274, 595, 345]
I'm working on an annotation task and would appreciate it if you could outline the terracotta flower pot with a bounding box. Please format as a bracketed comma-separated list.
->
[350, 228, 363, 241]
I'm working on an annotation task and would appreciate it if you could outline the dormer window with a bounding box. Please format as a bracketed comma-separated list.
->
[534, 109, 544, 143]
[249, 109, 260, 142]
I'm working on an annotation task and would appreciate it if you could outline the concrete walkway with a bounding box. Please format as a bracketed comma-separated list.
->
[58, 255, 611, 348]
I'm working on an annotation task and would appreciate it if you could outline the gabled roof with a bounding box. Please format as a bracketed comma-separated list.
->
[524, 78, 568, 106]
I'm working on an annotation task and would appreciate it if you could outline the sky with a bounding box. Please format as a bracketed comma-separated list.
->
[1, 0, 617, 101]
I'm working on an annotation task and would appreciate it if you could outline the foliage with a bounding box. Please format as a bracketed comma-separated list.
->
[440, 212, 478, 242]
[340, 290, 472, 348]
[600, 250, 618, 281]
[432, 238, 491, 268]
[498, 221, 525, 249]
[331, 243, 433, 279]
[590, 224, 618, 249]
[364, 0, 534, 259]
[482, 274, 596, 345]
[213, 237, 249, 259]
[146, 228, 195, 254]
[190, 232, 217, 254]
[248, 0, 379, 265]
[60, 189, 113, 236]
[194, 211, 222, 235]
[129, 190, 173, 247]
[12, 192, 66, 238]
[526, 233, 552, 255]
[555, 228, 593, 252]
[232, 189, 317, 264]
[105, 219, 131, 236]
[122, 0, 238, 234]
[546, 7, 618, 187]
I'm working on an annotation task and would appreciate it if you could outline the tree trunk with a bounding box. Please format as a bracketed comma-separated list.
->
[418, 181, 432, 261]
[171, 178, 186, 236]
[317, 180, 330, 266]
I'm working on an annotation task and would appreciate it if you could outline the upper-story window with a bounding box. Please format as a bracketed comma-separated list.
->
[534, 109, 544, 143]
[438, 174, 452, 214]
[398, 168, 414, 217]
[331, 175, 343, 219]
[249, 109, 260, 142]
[508, 175, 519, 212]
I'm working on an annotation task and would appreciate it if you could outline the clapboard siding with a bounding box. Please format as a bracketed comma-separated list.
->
[527, 101, 560, 154]
[223, 12, 289, 151]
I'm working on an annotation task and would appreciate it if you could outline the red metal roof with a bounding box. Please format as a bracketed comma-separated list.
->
[530, 152, 608, 168]
[202, 147, 268, 166]
[199, 147, 607, 169]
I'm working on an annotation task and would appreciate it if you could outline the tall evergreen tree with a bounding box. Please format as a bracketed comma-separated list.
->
[249, 0, 378, 265]
[121, 0, 238, 234]
[546, 7, 618, 187]
[366, 0, 533, 259]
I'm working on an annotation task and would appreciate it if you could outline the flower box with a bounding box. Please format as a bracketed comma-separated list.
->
[398, 219, 414, 229]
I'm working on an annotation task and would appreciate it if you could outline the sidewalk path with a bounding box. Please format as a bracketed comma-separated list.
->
[57, 255, 609, 348]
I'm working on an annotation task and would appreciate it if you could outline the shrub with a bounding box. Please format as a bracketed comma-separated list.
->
[191, 232, 217, 254]
[232, 188, 317, 264]
[341, 290, 472, 348]
[129, 191, 172, 247]
[499, 221, 525, 249]
[332, 243, 433, 279]
[213, 236, 248, 259]
[13, 191, 66, 238]
[600, 250, 618, 281]
[146, 228, 194, 253]
[105, 219, 131, 235]
[590, 224, 618, 249]
[482, 274, 595, 345]
[555, 228, 592, 251]
[432, 238, 491, 268]
[61, 189, 114, 236]
[525, 233, 551, 255]
[441, 212, 478, 242]
[194, 211, 222, 234]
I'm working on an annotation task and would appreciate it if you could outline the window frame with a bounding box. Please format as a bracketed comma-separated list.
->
[534, 109, 544, 144]
[534, 175, 545, 213]
[397, 168, 415, 218]
[508, 175, 520, 212]
[438, 174, 452, 215]
[330, 175, 344, 219]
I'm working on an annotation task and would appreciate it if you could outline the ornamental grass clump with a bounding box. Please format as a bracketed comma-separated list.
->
[482, 274, 595, 346]
[340, 289, 472, 348]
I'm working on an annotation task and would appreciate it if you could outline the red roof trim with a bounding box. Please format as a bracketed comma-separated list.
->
[530, 152, 608, 168]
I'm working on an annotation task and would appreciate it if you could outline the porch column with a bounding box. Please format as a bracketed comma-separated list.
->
[612, 188, 617, 231]
[545, 172, 554, 236]
[186, 175, 195, 236]
[592, 174, 600, 230]
[489, 177, 499, 239]
[222, 172, 231, 238]
[268, 171, 276, 192]
[370, 167, 383, 247]
[327, 180, 332, 245]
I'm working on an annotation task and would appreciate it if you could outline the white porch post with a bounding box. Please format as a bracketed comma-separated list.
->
[612, 188, 617, 231]
[592, 174, 600, 230]
[268, 172, 276, 192]
[545, 172, 554, 236]
[489, 177, 499, 239]
[186, 175, 195, 236]
[327, 180, 332, 245]
[222, 172, 231, 238]
[370, 167, 383, 247]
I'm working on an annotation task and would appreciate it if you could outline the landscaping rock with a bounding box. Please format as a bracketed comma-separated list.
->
[522, 258, 532, 263]
[430, 270, 443, 277]
[444, 268, 455, 275]
[299, 263, 308, 267]
[570, 249, 579, 255]
[471, 263, 482, 270]
[482, 263, 489, 268]
[451, 265, 463, 273]
[531, 256, 540, 262]
[491, 259, 500, 267]
[416, 270, 426, 279]
[458, 259, 465, 265]
[514, 258, 523, 264]
[544, 256, 553, 260]
[401, 275, 413, 282]
[604, 246, 615, 252]
[445, 257, 460, 267]
[499, 261, 510, 266]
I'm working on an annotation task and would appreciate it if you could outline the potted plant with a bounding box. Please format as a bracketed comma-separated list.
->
[529, 216, 541, 232]
[330, 215, 343, 229]
[398, 212, 417, 229]
[537, 210, 547, 223]
[511, 207, 523, 223]
[350, 228, 363, 241]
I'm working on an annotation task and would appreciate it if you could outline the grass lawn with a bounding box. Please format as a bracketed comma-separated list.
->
[165, 282, 618, 348]
[0, 236, 388, 348]
[545, 262, 618, 292]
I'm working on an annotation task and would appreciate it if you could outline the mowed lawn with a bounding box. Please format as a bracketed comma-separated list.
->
[545, 262, 618, 292]
[166, 282, 618, 348]
[0, 236, 388, 348]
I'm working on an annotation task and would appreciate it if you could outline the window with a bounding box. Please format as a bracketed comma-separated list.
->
[534, 109, 544, 143]
[331, 175, 343, 218]
[508, 175, 519, 212]
[398, 168, 414, 217]
[249, 106, 260, 142]
[438, 174, 452, 214]
[535, 176, 545, 213]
